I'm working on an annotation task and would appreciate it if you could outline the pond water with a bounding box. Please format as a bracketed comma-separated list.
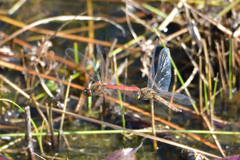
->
[0, 0, 240, 160]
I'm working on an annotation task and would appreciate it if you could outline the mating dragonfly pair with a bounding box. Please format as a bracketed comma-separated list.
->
[65, 42, 194, 112]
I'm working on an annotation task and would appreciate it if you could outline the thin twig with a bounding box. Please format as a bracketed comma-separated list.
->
[203, 39, 213, 100]
[0, 15, 125, 46]
[46, 103, 55, 150]
[201, 113, 226, 157]
[199, 56, 203, 112]
[0, 16, 140, 51]
[59, 75, 72, 131]
[158, 2, 183, 31]
[8, 0, 27, 15]
[34, 64, 54, 98]
[125, 0, 143, 46]
[31, 94, 50, 134]
[151, 99, 157, 150]
[24, 106, 36, 160]
[184, 3, 232, 36]
[216, 42, 226, 93]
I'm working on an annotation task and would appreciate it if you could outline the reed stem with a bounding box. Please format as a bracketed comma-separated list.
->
[151, 99, 157, 150]
[229, 37, 232, 99]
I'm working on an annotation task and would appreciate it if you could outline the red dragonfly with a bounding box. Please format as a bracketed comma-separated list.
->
[65, 44, 140, 97]
[136, 44, 195, 112]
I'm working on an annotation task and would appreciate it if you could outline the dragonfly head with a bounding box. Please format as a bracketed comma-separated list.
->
[83, 81, 93, 97]
[83, 88, 92, 97]
[133, 90, 141, 99]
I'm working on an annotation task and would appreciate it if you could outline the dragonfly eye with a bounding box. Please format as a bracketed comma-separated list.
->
[134, 90, 141, 99]
[136, 93, 141, 99]
[83, 88, 92, 97]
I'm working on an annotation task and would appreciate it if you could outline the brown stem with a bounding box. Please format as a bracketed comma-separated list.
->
[151, 99, 157, 151]
[24, 106, 36, 160]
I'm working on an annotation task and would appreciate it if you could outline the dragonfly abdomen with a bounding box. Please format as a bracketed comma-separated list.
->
[95, 81, 108, 86]
[107, 83, 140, 91]
[154, 94, 182, 112]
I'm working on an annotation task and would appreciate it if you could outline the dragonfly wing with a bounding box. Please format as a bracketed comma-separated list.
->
[155, 88, 195, 105]
[153, 48, 171, 91]
[107, 88, 140, 100]
[147, 40, 158, 88]
[65, 48, 95, 70]
[96, 43, 106, 82]
[109, 59, 128, 85]
[96, 44, 114, 82]
[65, 48, 97, 81]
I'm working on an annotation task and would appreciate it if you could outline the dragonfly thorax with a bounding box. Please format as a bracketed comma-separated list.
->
[139, 87, 155, 100]
[83, 81, 95, 97]
[83, 81, 108, 97]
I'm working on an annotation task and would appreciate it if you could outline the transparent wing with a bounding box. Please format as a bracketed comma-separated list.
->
[147, 40, 158, 88]
[65, 48, 94, 68]
[155, 88, 195, 105]
[65, 48, 96, 81]
[109, 58, 128, 85]
[96, 44, 106, 82]
[106, 88, 140, 100]
[96, 44, 113, 83]
[153, 48, 171, 91]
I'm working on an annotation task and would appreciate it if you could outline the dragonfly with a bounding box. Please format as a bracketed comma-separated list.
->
[65, 44, 140, 97]
[136, 44, 195, 112]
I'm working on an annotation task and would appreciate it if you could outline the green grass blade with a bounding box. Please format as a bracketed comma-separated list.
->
[203, 80, 209, 114]
[142, 3, 168, 18]
[74, 42, 79, 64]
[215, 0, 240, 18]
[212, 73, 219, 112]
[113, 48, 125, 137]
